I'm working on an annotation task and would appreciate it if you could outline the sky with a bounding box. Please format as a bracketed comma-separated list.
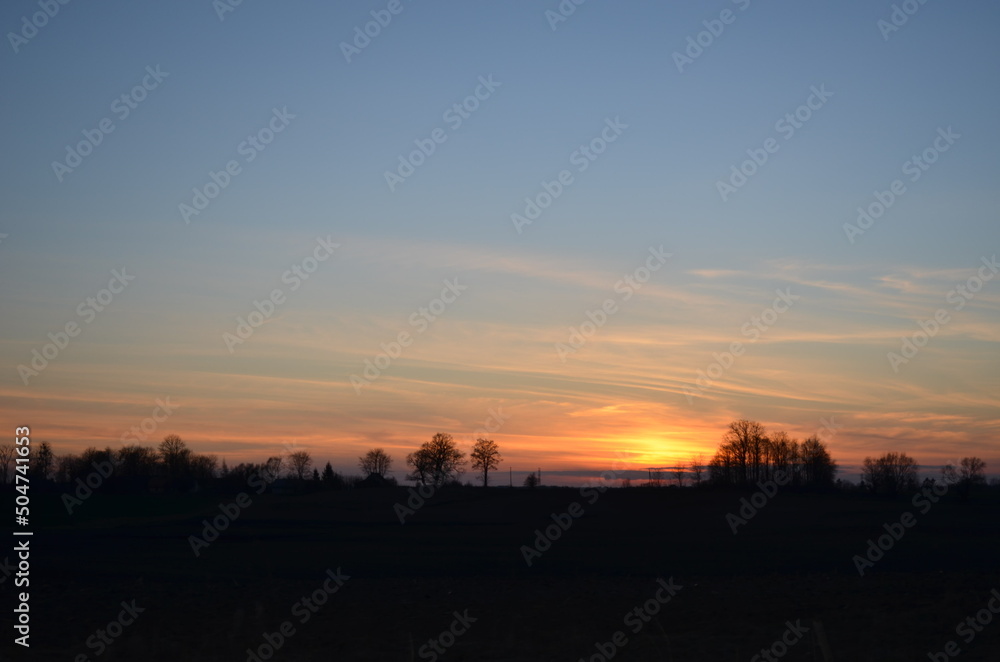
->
[1, 0, 998, 485]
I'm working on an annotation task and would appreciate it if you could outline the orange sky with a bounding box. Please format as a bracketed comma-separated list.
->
[4, 243, 998, 484]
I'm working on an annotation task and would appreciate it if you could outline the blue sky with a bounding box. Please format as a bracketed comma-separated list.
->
[2, 0, 998, 483]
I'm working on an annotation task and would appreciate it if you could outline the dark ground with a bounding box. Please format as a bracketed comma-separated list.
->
[6, 484, 1000, 661]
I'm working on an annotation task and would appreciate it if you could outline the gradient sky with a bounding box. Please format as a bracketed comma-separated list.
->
[2, 1, 998, 485]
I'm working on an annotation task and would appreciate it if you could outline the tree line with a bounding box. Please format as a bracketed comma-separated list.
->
[0, 421, 989, 498]
[701, 419, 988, 497]
[0, 432, 506, 493]
[706, 419, 837, 488]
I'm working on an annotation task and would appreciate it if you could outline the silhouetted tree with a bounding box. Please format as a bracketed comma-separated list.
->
[942, 457, 986, 499]
[709, 419, 769, 485]
[287, 451, 312, 480]
[709, 420, 759, 485]
[30, 441, 55, 481]
[800, 436, 837, 487]
[159, 435, 191, 481]
[218, 462, 248, 486]
[861, 452, 918, 494]
[406, 433, 465, 487]
[53, 447, 116, 486]
[709, 442, 737, 484]
[117, 444, 158, 478]
[55, 454, 81, 483]
[358, 448, 392, 478]
[706, 422, 839, 489]
[0, 444, 15, 485]
[82, 446, 116, 469]
[311, 468, 320, 481]
[964, 456, 986, 482]
[767, 431, 800, 484]
[189, 454, 219, 482]
[325, 466, 347, 489]
[470, 438, 502, 487]
[264, 456, 283, 482]
[523, 472, 539, 488]
[943, 456, 986, 485]
[674, 462, 687, 487]
[690, 455, 705, 486]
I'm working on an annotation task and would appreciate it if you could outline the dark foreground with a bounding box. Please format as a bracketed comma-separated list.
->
[9, 485, 1000, 661]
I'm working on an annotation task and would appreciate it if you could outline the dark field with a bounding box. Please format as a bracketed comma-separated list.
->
[12, 485, 1000, 661]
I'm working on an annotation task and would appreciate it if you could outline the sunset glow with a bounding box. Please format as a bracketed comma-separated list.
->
[1, 2, 998, 485]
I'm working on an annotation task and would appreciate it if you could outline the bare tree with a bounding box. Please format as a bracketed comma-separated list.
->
[190, 454, 219, 482]
[264, 456, 284, 482]
[55, 454, 83, 483]
[406, 433, 466, 487]
[358, 448, 392, 478]
[470, 438, 502, 487]
[707, 422, 838, 489]
[953, 457, 986, 485]
[861, 452, 918, 494]
[768, 431, 800, 483]
[673, 462, 687, 487]
[287, 451, 313, 480]
[690, 454, 705, 486]
[943, 457, 987, 499]
[159, 434, 191, 479]
[800, 436, 837, 487]
[711, 419, 768, 485]
[82, 446, 116, 469]
[30, 441, 55, 481]
[405, 452, 431, 485]
[0, 444, 14, 485]
[117, 444, 158, 478]
[966, 456, 987, 481]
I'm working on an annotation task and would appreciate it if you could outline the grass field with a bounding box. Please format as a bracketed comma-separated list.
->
[16, 485, 1000, 660]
